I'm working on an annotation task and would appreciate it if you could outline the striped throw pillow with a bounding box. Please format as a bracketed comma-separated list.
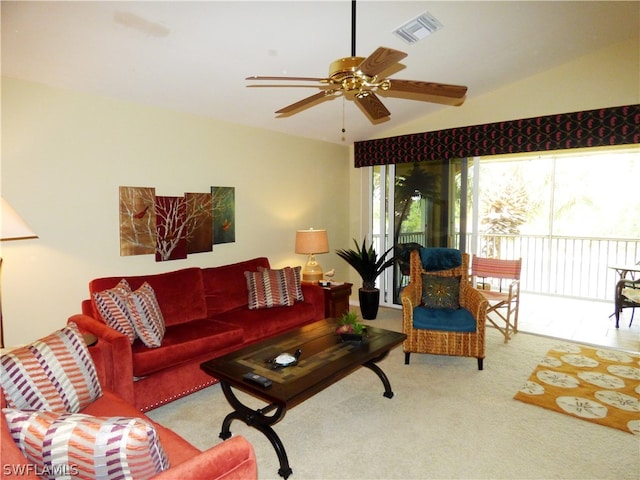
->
[0, 322, 102, 413]
[258, 265, 304, 302]
[245, 269, 293, 309]
[3, 409, 170, 480]
[127, 282, 166, 348]
[92, 279, 136, 343]
[287, 265, 304, 302]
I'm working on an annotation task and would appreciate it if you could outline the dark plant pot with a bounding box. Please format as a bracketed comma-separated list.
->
[359, 288, 380, 320]
[339, 333, 366, 343]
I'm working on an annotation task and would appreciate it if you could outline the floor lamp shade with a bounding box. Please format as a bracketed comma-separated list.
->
[1, 197, 38, 348]
[295, 229, 329, 283]
[1, 198, 38, 241]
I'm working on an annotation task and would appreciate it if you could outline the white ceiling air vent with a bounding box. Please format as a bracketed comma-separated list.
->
[393, 12, 443, 45]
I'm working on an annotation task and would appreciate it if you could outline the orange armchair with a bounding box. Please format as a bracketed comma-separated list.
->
[1, 325, 257, 480]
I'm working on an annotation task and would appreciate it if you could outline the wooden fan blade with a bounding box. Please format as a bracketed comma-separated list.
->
[275, 91, 334, 114]
[355, 92, 390, 120]
[388, 79, 468, 99]
[246, 75, 328, 82]
[357, 47, 407, 77]
[247, 84, 341, 90]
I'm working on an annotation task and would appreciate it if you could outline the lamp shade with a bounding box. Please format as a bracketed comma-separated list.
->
[295, 229, 329, 254]
[1, 198, 38, 241]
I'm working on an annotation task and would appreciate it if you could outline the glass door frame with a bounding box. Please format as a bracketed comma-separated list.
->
[372, 159, 470, 309]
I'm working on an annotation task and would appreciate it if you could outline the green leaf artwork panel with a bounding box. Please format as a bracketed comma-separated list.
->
[211, 186, 235, 244]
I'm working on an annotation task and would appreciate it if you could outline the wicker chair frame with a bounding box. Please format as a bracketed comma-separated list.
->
[615, 277, 639, 328]
[401, 249, 488, 370]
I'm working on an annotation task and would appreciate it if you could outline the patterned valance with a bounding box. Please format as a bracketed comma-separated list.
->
[354, 104, 640, 167]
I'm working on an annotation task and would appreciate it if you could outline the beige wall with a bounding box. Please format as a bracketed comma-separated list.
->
[382, 38, 639, 138]
[1, 79, 350, 345]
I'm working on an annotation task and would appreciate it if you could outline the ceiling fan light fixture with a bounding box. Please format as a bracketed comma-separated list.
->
[329, 57, 365, 81]
[393, 12, 443, 45]
[248, 4, 466, 123]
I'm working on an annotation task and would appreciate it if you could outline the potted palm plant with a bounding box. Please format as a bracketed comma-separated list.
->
[336, 237, 396, 320]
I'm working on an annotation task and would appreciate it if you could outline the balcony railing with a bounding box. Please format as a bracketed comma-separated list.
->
[381, 233, 640, 302]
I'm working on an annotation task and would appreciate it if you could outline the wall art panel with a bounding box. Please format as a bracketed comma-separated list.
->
[119, 186, 156, 256]
[211, 186, 235, 244]
[155, 196, 187, 262]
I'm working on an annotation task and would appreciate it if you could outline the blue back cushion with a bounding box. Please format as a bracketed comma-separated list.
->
[419, 248, 462, 271]
[412, 306, 476, 333]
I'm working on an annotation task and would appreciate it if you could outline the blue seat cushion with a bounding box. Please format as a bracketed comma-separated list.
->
[419, 248, 462, 271]
[413, 306, 477, 333]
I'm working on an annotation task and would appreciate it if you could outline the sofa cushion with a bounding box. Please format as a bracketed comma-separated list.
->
[128, 282, 166, 348]
[202, 257, 271, 316]
[413, 306, 477, 332]
[0, 323, 102, 414]
[93, 278, 136, 343]
[214, 302, 319, 344]
[245, 269, 293, 309]
[89, 267, 206, 327]
[421, 274, 460, 309]
[131, 320, 244, 378]
[3, 408, 170, 480]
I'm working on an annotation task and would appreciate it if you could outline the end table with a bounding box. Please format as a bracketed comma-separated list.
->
[320, 282, 353, 318]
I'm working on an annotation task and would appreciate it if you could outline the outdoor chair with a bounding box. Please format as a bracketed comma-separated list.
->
[615, 277, 640, 328]
[470, 255, 522, 343]
[400, 248, 488, 370]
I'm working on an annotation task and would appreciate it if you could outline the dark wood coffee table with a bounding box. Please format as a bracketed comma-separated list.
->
[200, 318, 406, 479]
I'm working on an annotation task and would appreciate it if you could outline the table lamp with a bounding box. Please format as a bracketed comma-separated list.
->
[1, 198, 38, 348]
[295, 229, 329, 282]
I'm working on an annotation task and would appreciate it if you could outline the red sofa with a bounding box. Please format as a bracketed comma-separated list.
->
[1, 338, 257, 480]
[68, 257, 325, 412]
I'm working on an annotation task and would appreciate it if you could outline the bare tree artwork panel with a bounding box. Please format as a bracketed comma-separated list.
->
[155, 196, 187, 262]
[186, 192, 213, 254]
[119, 186, 156, 256]
[211, 186, 235, 244]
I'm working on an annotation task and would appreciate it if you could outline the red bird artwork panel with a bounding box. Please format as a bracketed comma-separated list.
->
[119, 186, 156, 256]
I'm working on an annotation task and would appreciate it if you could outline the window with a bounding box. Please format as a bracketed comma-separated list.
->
[371, 145, 639, 305]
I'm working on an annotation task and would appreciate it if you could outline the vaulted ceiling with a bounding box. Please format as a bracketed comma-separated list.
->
[2, 1, 638, 145]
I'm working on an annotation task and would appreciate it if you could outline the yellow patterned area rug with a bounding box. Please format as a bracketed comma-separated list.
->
[514, 342, 640, 435]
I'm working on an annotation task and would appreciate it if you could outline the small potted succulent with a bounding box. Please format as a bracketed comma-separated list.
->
[335, 311, 367, 342]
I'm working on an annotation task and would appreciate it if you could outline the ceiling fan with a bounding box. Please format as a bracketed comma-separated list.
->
[246, 1, 468, 122]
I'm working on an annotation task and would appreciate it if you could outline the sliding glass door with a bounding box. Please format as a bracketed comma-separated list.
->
[373, 159, 468, 307]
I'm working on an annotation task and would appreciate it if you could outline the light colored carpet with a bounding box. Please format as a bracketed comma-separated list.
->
[148, 311, 640, 480]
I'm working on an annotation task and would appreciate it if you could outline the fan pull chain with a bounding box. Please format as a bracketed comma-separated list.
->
[341, 95, 346, 137]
